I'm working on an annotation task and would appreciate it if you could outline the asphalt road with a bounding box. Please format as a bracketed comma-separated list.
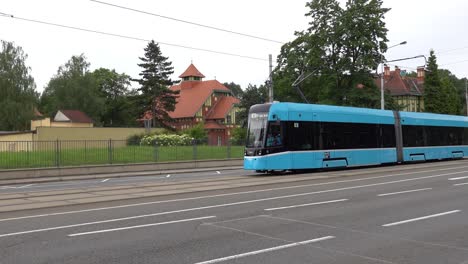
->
[1, 160, 468, 264]
[0, 168, 250, 194]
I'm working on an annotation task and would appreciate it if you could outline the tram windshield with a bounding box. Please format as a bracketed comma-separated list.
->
[246, 112, 268, 148]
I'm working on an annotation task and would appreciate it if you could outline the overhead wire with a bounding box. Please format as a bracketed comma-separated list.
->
[89, 0, 285, 44]
[0, 12, 268, 61]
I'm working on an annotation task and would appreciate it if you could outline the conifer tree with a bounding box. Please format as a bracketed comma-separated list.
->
[424, 50, 443, 113]
[133, 40, 179, 128]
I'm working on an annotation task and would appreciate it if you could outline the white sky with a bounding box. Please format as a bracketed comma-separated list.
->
[1, 0, 468, 94]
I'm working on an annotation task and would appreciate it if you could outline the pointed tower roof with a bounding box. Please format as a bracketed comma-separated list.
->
[179, 63, 205, 78]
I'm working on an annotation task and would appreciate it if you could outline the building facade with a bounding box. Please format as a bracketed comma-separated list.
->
[167, 64, 241, 145]
[375, 66, 425, 112]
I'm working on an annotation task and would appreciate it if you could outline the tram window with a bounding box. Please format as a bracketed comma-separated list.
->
[404, 125, 465, 147]
[266, 123, 282, 147]
[381, 124, 396, 148]
[286, 122, 317, 150]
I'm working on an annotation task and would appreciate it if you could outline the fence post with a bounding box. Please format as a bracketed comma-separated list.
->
[26, 141, 30, 167]
[153, 140, 158, 162]
[192, 139, 197, 160]
[227, 139, 231, 159]
[108, 139, 113, 164]
[55, 139, 60, 167]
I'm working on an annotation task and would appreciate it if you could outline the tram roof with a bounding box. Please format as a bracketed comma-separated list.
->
[400, 111, 468, 127]
[268, 102, 395, 124]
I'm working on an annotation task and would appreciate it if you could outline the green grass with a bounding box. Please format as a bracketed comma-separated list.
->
[0, 145, 244, 170]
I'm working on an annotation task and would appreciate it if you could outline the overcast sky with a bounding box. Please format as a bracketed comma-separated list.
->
[1, 0, 468, 94]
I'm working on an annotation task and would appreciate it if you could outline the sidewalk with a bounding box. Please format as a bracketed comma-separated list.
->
[0, 159, 243, 185]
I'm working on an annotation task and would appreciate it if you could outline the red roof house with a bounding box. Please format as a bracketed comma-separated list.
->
[143, 64, 240, 145]
[374, 66, 425, 112]
[53, 110, 94, 127]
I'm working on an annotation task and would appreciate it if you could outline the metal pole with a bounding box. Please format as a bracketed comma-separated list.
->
[268, 54, 273, 103]
[465, 79, 468, 116]
[381, 63, 385, 110]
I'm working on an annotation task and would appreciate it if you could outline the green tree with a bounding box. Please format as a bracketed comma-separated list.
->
[40, 54, 104, 123]
[133, 40, 179, 128]
[0, 41, 38, 131]
[92, 68, 136, 126]
[231, 127, 247, 145]
[424, 50, 443, 114]
[273, 0, 389, 109]
[238, 84, 268, 127]
[184, 122, 207, 141]
[223, 82, 243, 98]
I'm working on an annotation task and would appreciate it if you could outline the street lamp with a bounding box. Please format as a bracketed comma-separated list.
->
[380, 41, 407, 110]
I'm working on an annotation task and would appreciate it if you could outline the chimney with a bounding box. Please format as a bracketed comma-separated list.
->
[384, 65, 390, 77]
[417, 66, 425, 84]
[394, 66, 401, 76]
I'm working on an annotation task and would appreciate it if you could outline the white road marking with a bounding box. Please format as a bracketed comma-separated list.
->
[101, 179, 110, 183]
[0, 186, 17, 189]
[1, 167, 467, 223]
[377, 188, 432, 197]
[68, 216, 215, 237]
[454, 182, 468, 186]
[265, 199, 348, 211]
[216, 171, 221, 174]
[448, 176, 468, 181]
[194, 236, 335, 264]
[382, 210, 461, 227]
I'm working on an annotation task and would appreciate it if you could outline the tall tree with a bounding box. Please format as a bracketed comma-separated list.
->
[92, 68, 136, 126]
[133, 40, 179, 128]
[237, 84, 268, 127]
[223, 82, 243, 98]
[273, 0, 389, 109]
[40, 54, 104, 123]
[424, 50, 444, 114]
[0, 41, 38, 131]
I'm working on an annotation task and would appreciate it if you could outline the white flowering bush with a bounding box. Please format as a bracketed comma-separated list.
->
[140, 134, 192, 146]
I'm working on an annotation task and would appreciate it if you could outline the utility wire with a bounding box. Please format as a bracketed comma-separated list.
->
[440, 59, 468, 66]
[437, 46, 468, 55]
[90, 0, 284, 44]
[0, 12, 268, 61]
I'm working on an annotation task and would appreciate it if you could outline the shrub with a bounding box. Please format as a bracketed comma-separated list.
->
[127, 134, 146, 146]
[140, 134, 192, 146]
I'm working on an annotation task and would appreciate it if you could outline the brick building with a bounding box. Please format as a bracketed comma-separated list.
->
[167, 64, 240, 145]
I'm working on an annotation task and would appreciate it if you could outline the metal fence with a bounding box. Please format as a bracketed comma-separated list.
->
[0, 140, 245, 170]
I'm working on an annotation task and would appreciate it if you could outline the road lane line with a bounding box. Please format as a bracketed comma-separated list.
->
[16, 184, 34, 189]
[377, 188, 432, 197]
[101, 179, 110, 183]
[194, 236, 335, 264]
[449, 176, 468, 181]
[382, 210, 461, 227]
[454, 182, 468, 186]
[67, 216, 215, 237]
[265, 199, 348, 211]
[1, 167, 467, 223]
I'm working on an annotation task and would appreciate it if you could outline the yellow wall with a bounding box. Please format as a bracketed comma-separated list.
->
[31, 118, 51, 131]
[49, 122, 93, 128]
[35, 127, 161, 141]
[31, 117, 94, 130]
[396, 95, 424, 112]
[0, 132, 34, 152]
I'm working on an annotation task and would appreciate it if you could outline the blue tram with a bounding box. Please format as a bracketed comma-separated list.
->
[244, 102, 468, 172]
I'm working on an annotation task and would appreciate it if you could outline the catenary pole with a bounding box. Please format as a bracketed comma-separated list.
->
[269, 54, 273, 103]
